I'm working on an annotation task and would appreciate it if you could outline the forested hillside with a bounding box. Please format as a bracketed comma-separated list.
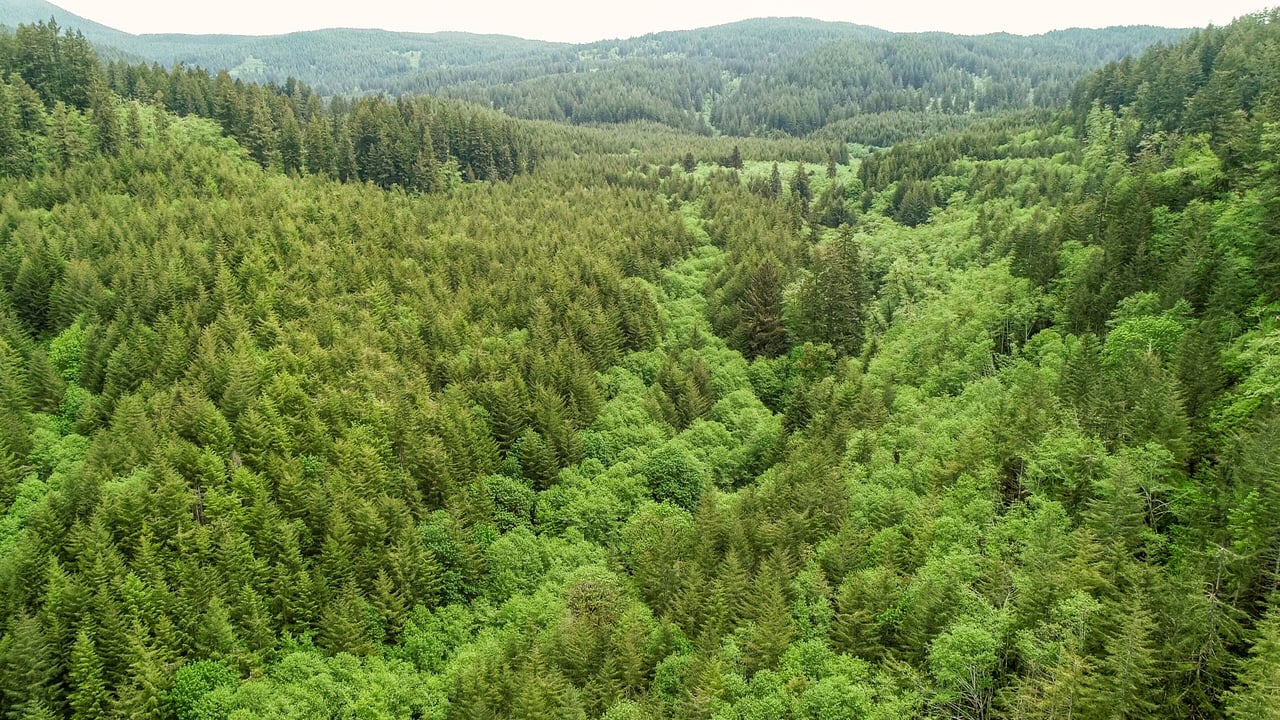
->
[0, 7, 1278, 720]
[0, 0, 560, 91]
[1, 21, 536, 189]
[0, 0, 137, 55]
[423, 22, 1187, 137]
[2, 1, 1188, 141]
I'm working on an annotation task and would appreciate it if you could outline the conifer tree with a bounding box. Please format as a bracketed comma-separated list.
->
[794, 228, 869, 356]
[727, 145, 743, 170]
[1094, 593, 1159, 718]
[68, 629, 109, 720]
[18, 702, 56, 720]
[125, 103, 144, 149]
[514, 430, 559, 490]
[11, 237, 63, 334]
[894, 178, 934, 227]
[88, 84, 118, 156]
[743, 570, 794, 676]
[790, 162, 811, 204]
[195, 596, 243, 667]
[2, 613, 60, 719]
[0, 82, 29, 176]
[113, 632, 171, 720]
[766, 162, 783, 200]
[741, 258, 790, 359]
[302, 115, 334, 176]
[317, 584, 376, 656]
[48, 101, 87, 168]
[1227, 600, 1280, 719]
[243, 95, 276, 167]
[277, 106, 303, 174]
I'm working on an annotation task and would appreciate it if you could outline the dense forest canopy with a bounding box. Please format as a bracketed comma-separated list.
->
[424, 22, 1186, 137]
[0, 5, 1278, 720]
[1, 0, 1189, 142]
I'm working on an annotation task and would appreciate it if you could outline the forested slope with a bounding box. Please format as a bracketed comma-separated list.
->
[1, 21, 537, 190]
[0, 0, 560, 94]
[2, 1, 1187, 140]
[423, 22, 1185, 137]
[0, 10, 1278, 720]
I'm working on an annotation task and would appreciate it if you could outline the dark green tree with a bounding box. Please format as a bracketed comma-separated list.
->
[726, 145, 743, 170]
[68, 630, 109, 720]
[766, 162, 783, 200]
[741, 258, 790, 359]
[792, 228, 869, 356]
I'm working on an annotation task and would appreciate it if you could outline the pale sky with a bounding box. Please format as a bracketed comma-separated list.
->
[52, 0, 1270, 42]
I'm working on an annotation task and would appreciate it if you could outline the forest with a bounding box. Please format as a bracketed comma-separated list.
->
[0, 4, 1279, 720]
[1, 0, 1188, 141]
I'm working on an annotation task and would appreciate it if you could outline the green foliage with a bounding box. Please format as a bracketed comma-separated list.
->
[484, 474, 536, 531]
[1227, 601, 1280, 720]
[0, 13, 1274, 720]
[641, 443, 706, 511]
[68, 629, 109, 720]
[208, 651, 446, 719]
[789, 229, 870, 357]
[0, 12, 1181, 138]
[740, 259, 789, 359]
[929, 618, 999, 719]
[172, 661, 239, 720]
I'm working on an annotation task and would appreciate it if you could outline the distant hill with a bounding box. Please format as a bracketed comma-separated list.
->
[102, 28, 562, 95]
[405, 19, 1192, 136]
[427, 20, 1192, 135]
[0, 0, 1193, 137]
[0, 0, 133, 45]
[0, 0, 563, 95]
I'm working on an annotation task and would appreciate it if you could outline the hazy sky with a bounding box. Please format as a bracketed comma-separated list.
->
[52, 0, 1268, 42]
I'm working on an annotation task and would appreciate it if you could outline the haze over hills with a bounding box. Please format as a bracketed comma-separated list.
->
[0, 0, 562, 93]
[0, 0, 133, 45]
[2, 0, 1190, 138]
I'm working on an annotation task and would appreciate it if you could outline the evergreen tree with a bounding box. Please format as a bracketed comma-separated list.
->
[766, 162, 783, 200]
[1227, 600, 1280, 719]
[126, 103, 144, 149]
[0, 82, 29, 175]
[302, 115, 334, 176]
[1094, 593, 1159, 718]
[89, 84, 118, 156]
[790, 162, 811, 203]
[743, 570, 794, 676]
[741, 258, 789, 359]
[727, 145, 743, 170]
[277, 106, 303, 174]
[1, 613, 59, 719]
[68, 630, 109, 720]
[793, 228, 869, 356]
[514, 430, 559, 491]
[113, 634, 171, 720]
[317, 584, 376, 656]
[243, 95, 276, 166]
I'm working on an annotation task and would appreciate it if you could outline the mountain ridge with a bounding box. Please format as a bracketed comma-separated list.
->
[0, 1, 1191, 45]
[0, 0, 1195, 137]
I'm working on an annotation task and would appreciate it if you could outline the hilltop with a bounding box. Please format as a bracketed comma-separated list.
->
[2, 1, 1189, 139]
